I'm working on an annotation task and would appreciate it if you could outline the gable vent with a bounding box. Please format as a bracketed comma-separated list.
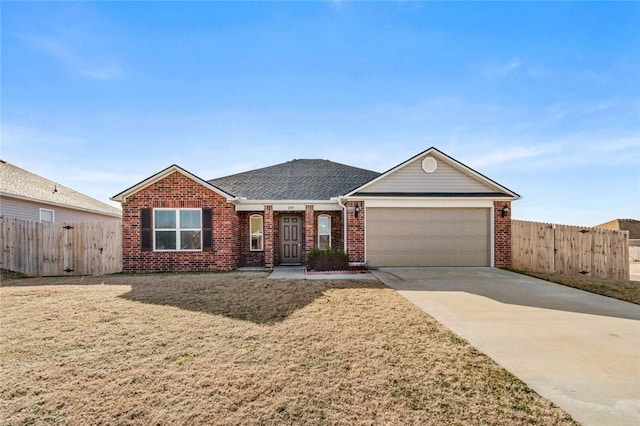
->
[421, 156, 438, 174]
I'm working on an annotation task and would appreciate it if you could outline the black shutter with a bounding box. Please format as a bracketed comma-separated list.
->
[141, 208, 152, 251]
[202, 208, 213, 251]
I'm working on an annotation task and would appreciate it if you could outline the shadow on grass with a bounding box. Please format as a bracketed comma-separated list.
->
[118, 273, 384, 324]
[1, 271, 384, 324]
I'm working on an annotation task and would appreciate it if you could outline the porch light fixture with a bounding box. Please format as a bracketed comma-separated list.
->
[500, 205, 510, 218]
[354, 205, 361, 218]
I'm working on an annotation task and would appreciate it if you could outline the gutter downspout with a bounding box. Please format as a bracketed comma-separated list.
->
[336, 196, 348, 253]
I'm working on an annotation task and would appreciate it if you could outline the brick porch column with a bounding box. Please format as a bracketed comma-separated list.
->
[494, 201, 512, 267]
[346, 201, 365, 263]
[264, 205, 274, 268]
[304, 205, 315, 262]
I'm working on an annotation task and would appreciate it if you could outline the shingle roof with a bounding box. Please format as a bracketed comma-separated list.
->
[595, 218, 640, 239]
[0, 160, 121, 217]
[209, 159, 381, 200]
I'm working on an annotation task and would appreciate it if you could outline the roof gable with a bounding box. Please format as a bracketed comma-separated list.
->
[209, 159, 380, 201]
[347, 147, 520, 199]
[0, 159, 121, 217]
[111, 164, 234, 202]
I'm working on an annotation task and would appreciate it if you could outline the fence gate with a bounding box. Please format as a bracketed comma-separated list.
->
[63, 224, 75, 274]
[1, 218, 122, 276]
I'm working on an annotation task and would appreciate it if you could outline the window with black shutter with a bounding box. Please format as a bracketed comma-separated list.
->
[202, 208, 213, 251]
[141, 208, 152, 251]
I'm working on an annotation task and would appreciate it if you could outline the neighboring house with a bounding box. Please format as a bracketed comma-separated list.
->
[0, 159, 121, 223]
[595, 218, 640, 247]
[112, 147, 519, 272]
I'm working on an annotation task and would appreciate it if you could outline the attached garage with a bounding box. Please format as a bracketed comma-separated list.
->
[343, 147, 520, 268]
[366, 207, 491, 267]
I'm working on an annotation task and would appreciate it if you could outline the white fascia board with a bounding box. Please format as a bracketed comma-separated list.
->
[346, 195, 514, 201]
[111, 165, 235, 202]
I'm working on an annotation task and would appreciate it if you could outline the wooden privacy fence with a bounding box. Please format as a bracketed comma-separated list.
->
[0, 217, 122, 276]
[512, 220, 629, 280]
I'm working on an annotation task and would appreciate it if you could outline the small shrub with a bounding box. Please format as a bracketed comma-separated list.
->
[306, 248, 349, 271]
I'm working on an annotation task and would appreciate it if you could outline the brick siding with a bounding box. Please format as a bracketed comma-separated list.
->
[304, 205, 315, 261]
[264, 206, 274, 268]
[238, 212, 265, 267]
[493, 201, 512, 267]
[345, 201, 365, 263]
[121, 171, 239, 272]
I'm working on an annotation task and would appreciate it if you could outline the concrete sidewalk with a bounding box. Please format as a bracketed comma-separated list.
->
[268, 266, 376, 280]
[372, 267, 640, 426]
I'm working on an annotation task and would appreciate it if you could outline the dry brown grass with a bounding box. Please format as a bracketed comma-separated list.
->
[1, 272, 576, 425]
[511, 270, 640, 305]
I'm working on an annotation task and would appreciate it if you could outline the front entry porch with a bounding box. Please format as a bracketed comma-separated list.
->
[274, 207, 343, 268]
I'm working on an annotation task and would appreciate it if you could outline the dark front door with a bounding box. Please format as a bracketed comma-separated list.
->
[280, 215, 302, 264]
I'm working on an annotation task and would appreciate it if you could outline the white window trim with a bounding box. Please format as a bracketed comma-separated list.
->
[40, 208, 55, 223]
[153, 208, 202, 252]
[318, 214, 331, 249]
[249, 214, 264, 252]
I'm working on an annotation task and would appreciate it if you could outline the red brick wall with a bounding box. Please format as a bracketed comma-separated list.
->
[346, 201, 365, 263]
[121, 171, 239, 272]
[304, 205, 315, 261]
[238, 212, 265, 267]
[264, 206, 274, 268]
[494, 201, 512, 267]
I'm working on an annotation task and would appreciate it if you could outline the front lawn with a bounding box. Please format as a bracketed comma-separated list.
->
[1, 272, 575, 425]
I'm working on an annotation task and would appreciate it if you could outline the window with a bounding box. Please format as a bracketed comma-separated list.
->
[154, 209, 202, 251]
[40, 208, 54, 223]
[318, 215, 331, 249]
[250, 214, 264, 251]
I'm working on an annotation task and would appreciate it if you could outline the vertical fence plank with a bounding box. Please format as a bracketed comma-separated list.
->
[577, 227, 592, 276]
[538, 222, 554, 274]
[591, 228, 605, 279]
[41, 222, 54, 276]
[554, 224, 568, 275]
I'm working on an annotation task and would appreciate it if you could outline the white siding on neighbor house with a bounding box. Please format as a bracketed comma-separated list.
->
[0, 197, 121, 223]
[359, 155, 495, 194]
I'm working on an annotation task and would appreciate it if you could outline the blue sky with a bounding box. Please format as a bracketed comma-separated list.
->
[2, 1, 639, 226]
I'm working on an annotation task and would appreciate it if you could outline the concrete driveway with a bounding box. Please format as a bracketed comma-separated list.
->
[372, 267, 640, 426]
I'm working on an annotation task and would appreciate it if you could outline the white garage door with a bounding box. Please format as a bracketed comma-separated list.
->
[366, 208, 490, 267]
